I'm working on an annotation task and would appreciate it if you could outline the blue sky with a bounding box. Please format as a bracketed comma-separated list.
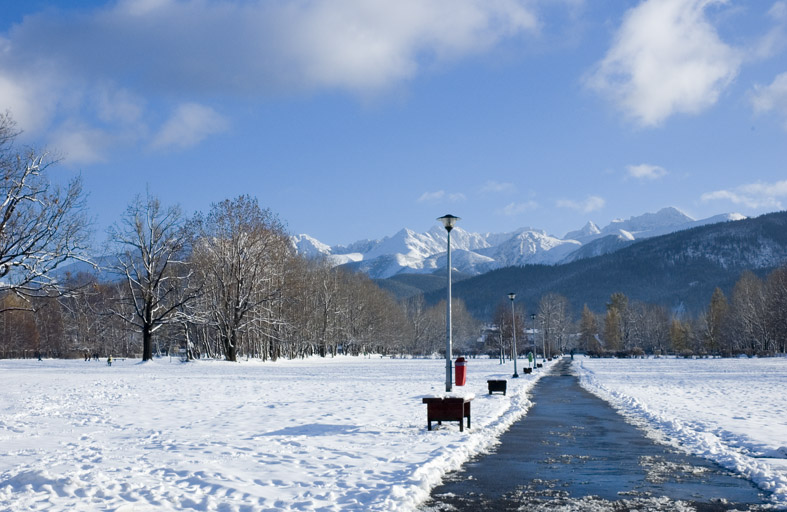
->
[1, 0, 786, 247]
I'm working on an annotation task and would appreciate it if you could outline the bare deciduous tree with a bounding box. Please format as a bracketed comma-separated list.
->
[730, 271, 773, 354]
[0, 112, 90, 308]
[404, 294, 437, 355]
[190, 195, 291, 362]
[699, 287, 730, 355]
[538, 292, 571, 356]
[108, 192, 197, 361]
[578, 304, 600, 353]
[765, 268, 787, 354]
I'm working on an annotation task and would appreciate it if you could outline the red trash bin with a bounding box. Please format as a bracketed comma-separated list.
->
[455, 357, 467, 386]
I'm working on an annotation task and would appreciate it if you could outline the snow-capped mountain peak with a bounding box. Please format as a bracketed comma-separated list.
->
[564, 221, 601, 243]
[362, 228, 441, 261]
[601, 207, 694, 238]
[290, 234, 332, 258]
[290, 208, 747, 279]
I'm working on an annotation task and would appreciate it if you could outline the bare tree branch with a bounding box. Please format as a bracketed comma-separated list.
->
[0, 112, 91, 312]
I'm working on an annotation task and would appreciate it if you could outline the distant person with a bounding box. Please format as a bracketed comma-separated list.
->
[107, 355, 113, 367]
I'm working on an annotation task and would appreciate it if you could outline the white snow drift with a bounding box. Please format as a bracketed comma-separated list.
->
[2, 356, 784, 510]
[575, 356, 787, 509]
[0, 357, 551, 511]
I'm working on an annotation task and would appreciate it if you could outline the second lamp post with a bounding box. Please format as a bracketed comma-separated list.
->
[509, 292, 519, 378]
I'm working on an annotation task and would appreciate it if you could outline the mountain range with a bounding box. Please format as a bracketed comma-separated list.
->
[431, 209, 787, 318]
[291, 207, 747, 279]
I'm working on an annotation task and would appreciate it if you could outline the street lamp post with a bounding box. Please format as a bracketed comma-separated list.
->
[540, 313, 547, 362]
[531, 313, 538, 364]
[438, 214, 460, 393]
[509, 292, 519, 378]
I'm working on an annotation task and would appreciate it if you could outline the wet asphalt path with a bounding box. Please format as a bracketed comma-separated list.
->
[421, 359, 771, 511]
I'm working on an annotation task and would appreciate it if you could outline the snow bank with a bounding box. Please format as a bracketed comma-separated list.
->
[0, 356, 553, 511]
[574, 356, 787, 509]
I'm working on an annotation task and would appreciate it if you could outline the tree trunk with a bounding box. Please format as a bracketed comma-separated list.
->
[142, 325, 153, 361]
[223, 331, 238, 362]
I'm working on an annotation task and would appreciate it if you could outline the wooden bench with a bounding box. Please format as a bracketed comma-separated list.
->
[422, 397, 473, 432]
[487, 379, 507, 395]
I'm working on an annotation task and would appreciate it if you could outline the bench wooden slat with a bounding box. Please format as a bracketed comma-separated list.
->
[487, 379, 507, 395]
[422, 397, 472, 432]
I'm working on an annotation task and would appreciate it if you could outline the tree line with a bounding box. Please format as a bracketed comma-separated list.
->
[479, 265, 787, 362]
[577, 267, 787, 357]
[2, 111, 785, 361]
[0, 189, 483, 361]
[1, 112, 487, 361]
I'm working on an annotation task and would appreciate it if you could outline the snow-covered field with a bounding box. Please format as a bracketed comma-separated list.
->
[5, 355, 784, 511]
[575, 356, 787, 509]
[0, 356, 550, 511]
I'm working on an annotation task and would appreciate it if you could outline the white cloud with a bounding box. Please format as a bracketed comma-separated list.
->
[586, 0, 741, 126]
[556, 195, 605, 213]
[276, 0, 538, 93]
[0, 0, 542, 157]
[95, 86, 145, 125]
[418, 191, 445, 202]
[627, 163, 668, 180]
[481, 180, 516, 194]
[119, 0, 173, 17]
[751, 72, 787, 128]
[49, 124, 113, 165]
[418, 190, 465, 203]
[751, 2, 787, 60]
[770, 1, 787, 21]
[152, 103, 229, 150]
[701, 180, 787, 209]
[0, 69, 61, 136]
[500, 201, 538, 216]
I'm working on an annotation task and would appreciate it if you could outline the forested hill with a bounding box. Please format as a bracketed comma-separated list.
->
[422, 210, 787, 319]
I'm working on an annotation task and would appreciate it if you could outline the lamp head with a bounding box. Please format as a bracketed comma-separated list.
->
[508, 292, 516, 301]
[437, 214, 460, 232]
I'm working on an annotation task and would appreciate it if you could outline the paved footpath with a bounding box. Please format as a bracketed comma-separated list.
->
[421, 359, 772, 511]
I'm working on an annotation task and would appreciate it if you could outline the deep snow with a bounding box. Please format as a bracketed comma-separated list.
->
[2, 356, 785, 511]
[0, 356, 550, 511]
[574, 355, 787, 509]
